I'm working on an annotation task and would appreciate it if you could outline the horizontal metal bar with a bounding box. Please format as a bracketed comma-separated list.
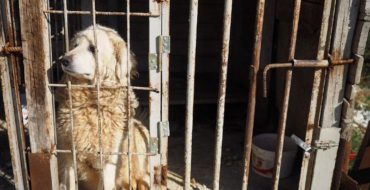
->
[1, 44, 22, 55]
[55, 149, 157, 156]
[263, 60, 329, 97]
[48, 83, 159, 92]
[43, 10, 159, 17]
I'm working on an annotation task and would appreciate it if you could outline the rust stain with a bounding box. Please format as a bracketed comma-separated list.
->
[161, 165, 168, 186]
[28, 153, 52, 190]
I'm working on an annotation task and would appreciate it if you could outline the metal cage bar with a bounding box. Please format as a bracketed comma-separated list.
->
[272, 0, 301, 189]
[212, 0, 233, 189]
[44, 10, 159, 17]
[241, 0, 265, 189]
[125, 0, 133, 188]
[184, 0, 199, 189]
[90, 1, 105, 189]
[298, 0, 333, 189]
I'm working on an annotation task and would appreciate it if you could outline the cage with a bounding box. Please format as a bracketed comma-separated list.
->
[0, 0, 369, 189]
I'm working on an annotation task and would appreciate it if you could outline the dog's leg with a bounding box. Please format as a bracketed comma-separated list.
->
[59, 155, 77, 190]
[103, 132, 124, 190]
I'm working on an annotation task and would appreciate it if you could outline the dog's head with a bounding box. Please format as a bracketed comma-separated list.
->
[60, 25, 137, 85]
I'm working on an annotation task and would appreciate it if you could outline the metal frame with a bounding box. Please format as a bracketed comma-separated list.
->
[17, 0, 169, 189]
[1, 0, 368, 189]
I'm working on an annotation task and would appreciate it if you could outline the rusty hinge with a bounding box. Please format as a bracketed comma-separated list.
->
[1, 43, 22, 55]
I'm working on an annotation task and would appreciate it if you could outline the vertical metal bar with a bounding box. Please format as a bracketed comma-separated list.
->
[160, 1, 170, 188]
[272, 0, 301, 189]
[184, 0, 199, 189]
[126, 0, 133, 189]
[212, 0, 232, 189]
[67, 81, 78, 189]
[62, 0, 69, 50]
[298, 0, 332, 189]
[241, 0, 265, 189]
[91, 0, 104, 188]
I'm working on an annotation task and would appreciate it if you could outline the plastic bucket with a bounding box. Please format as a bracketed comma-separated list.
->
[252, 133, 297, 178]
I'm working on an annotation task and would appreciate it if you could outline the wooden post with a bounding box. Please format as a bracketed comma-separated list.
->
[309, 0, 361, 189]
[19, 0, 59, 189]
[160, 1, 170, 189]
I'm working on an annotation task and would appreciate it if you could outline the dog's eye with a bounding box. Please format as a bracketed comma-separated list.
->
[88, 45, 96, 54]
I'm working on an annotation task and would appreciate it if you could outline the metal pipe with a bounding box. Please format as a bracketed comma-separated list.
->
[212, 0, 233, 189]
[55, 149, 155, 156]
[67, 81, 79, 189]
[91, 1, 104, 189]
[48, 83, 158, 91]
[62, 0, 69, 50]
[184, 0, 199, 189]
[272, 0, 301, 189]
[262, 60, 329, 97]
[43, 10, 159, 17]
[126, 0, 133, 188]
[241, 0, 265, 189]
[298, 0, 333, 189]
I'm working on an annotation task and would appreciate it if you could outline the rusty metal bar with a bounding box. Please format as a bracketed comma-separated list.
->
[90, 1, 105, 189]
[0, 44, 22, 55]
[272, 0, 301, 188]
[212, 0, 233, 189]
[48, 83, 159, 92]
[44, 9, 159, 17]
[328, 54, 354, 65]
[184, 0, 199, 189]
[263, 60, 329, 97]
[67, 81, 79, 189]
[298, 0, 333, 189]
[126, 0, 133, 188]
[241, 0, 265, 189]
[62, 0, 69, 50]
[55, 149, 156, 156]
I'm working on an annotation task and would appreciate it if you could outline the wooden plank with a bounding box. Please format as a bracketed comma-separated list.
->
[0, 8, 28, 189]
[310, 127, 341, 190]
[310, 0, 361, 189]
[160, 1, 170, 189]
[19, 0, 59, 189]
[149, 0, 162, 189]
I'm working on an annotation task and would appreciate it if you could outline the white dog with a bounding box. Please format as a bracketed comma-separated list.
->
[57, 25, 149, 190]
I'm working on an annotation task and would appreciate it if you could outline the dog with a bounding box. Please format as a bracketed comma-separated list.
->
[56, 25, 150, 190]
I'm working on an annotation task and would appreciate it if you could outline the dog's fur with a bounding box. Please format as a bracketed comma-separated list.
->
[57, 25, 149, 190]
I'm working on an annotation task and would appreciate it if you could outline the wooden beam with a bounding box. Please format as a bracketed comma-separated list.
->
[310, 0, 361, 189]
[19, 0, 59, 189]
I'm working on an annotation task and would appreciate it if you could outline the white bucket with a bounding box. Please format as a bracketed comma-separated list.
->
[252, 133, 297, 178]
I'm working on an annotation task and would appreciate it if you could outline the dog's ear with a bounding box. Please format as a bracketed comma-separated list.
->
[106, 30, 138, 85]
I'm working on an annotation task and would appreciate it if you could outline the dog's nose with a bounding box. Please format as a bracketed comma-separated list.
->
[61, 57, 70, 67]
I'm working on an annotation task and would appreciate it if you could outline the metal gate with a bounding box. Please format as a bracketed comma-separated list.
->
[0, 0, 369, 189]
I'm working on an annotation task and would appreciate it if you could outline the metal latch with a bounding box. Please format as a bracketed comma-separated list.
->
[291, 134, 338, 152]
[313, 140, 338, 150]
[150, 137, 159, 154]
[157, 36, 170, 54]
[158, 121, 170, 137]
